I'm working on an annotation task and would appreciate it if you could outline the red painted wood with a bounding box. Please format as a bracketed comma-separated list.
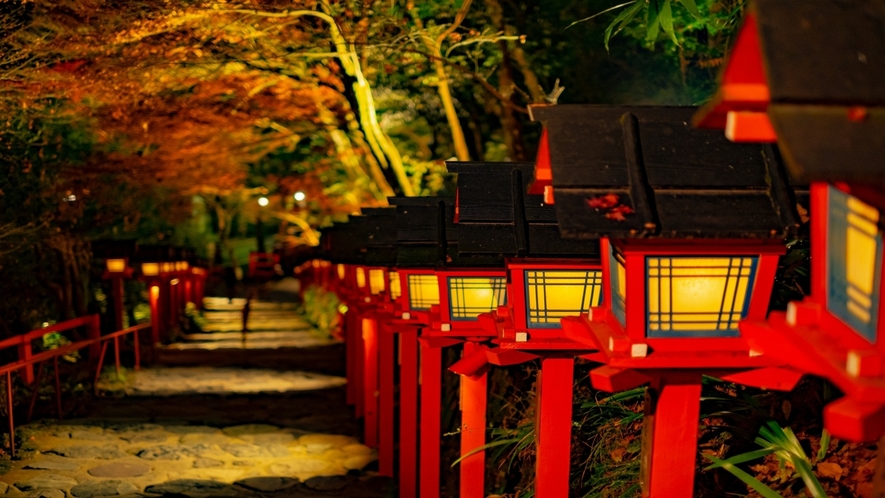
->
[624, 251, 646, 341]
[641, 374, 702, 498]
[399, 327, 419, 498]
[810, 183, 828, 301]
[724, 111, 778, 143]
[459, 341, 488, 498]
[590, 365, 650, 393]
[528, 128, 551, 195]
[535, 357, 574, 498]
[419, 342, 443, 498]
[378, 323, 395, 477]
[363, 316, 379, 448]
[824, 396, 885, 441]
[355, 310, 366, 417]
[747, 254, 780, 320]
[718, 367, 803, 391]
[449, 344, 490, 377]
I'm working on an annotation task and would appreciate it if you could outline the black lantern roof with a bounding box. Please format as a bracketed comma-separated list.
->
[91, 239, 138, 260]
[363, 207, 398, 266]
[447, 161, 600, 258]
[531, 105, 806, 240]
[390, 196, 503, 268]
[755, 0, 885, 185]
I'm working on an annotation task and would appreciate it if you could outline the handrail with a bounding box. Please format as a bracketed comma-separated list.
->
[0, 319, 152, 457]
[0, 315, 95, 350]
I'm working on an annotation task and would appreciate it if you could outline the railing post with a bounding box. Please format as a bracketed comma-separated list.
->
[149, 284, 161, 344]
[17, 338, 34, 385]
[88, 314, 101, 359]
[111, 277, 124, 332]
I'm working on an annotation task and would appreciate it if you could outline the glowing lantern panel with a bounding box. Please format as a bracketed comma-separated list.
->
[106, 259, 126, 273]
[646, 257, 756, 337]
[369, 269, 386, 295]
[447, 277, 507, 321]
[142, 263, 160, 276]
[337, 264, 346, 280]
[407, 275, 439, 310]
[827, 187, 883, 341]
[389, 271, 402, 300]
[356, 267, 366, 288]
[525, 270, 603, 327]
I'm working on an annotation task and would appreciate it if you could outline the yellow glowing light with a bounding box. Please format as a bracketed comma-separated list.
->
[525, 270, 603, 326]
[142, 263, 159, 276]
[407, 275, 440, 310]
[448, 277, 507, 320]
[106, 259, 126, 273]
[294, 191, 306, 202]
[369, 269, 386, 295]
[170, 278, 180, 285]
[258, 196, 269, 207]
[389, 271, 402, 300]
[356, 267, 366, 288]
[180, 261, 189, 271]
[337, 264, 346, 280]
[647, 257, 755, 332]
[845, 196, 880, 323]
[161, 262, 175, 273]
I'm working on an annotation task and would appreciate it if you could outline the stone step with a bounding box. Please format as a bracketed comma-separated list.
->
[198, 319, 311, 333]
[163, 336, 334, 351]
[202, 297, 298, 312]
[153, 344, 345, 374]
[98, 367, 346, 396]
[202, 310, 303, 321]
[180, 330, 324, 343]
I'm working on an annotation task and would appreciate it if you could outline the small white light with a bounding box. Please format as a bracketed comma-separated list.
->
[294, 191, 306, 202]
[847, 351, 861, 377]
[402, 312, 411, 320]
[630, 343, 649, 358]
[786, 302, 798, 326]
[42, 322, 49, 328]
[258, 197, 269, 207]
[364, 296, 371, 303]
[170, 278, 180, 285]
[441, 323, 451, 332]
[515, 332, 529, 343]
[749, 349, 764, 357]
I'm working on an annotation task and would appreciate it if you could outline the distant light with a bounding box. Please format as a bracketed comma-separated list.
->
[106, 259, 126, 273]
[42, 322, 49, 328]
[294, 191, 306, 202]
[258, 197, 269, 207]
[64, 194, 76, 202]
[170, 278, 180, 285]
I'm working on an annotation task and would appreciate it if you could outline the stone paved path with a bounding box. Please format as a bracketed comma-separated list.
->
[97, 367, 347, 396]
[0, 284, 391, 497]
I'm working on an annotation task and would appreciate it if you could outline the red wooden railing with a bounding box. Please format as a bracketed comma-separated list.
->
[0, 316, 151, 456]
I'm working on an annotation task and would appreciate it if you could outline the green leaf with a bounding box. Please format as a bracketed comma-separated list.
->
[646, 0, 662, 42]
[703, 454, 784, 498]
[816, 429, 831, 462]
[703, 448, 775, 469]
[659, 0, 679, 45]
[677, 0, 701, 18]
[565, 2, 636, 30]
[604, 0, 644, 50]
[451, 438, 518, 467]
[793, 458, 828, 498]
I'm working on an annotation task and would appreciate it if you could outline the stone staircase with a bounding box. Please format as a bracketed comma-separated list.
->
[153, 295, 344, 375]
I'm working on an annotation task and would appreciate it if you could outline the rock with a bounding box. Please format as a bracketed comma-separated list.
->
[221, 444, 269, 458]
[343, 455, 376, 470]
[179, 433, 232, 445]
[342, 444, 374, 456]
[15, 474, 78, 490]
[267, 445, 291, 457]
[23, 490, 65, 498]
[118, 432, 168, 444]
[268, 459, 329, 474]
[87, 462, 150, 478]
[235, 477, 300, 493]
[221, 424, 279, 437]
[136, 445, 192, 460]
[70, 480, 138, 497]
[24, 459, 80, 471]
[188, 443, 226, 458]
[238, 432, 295, 445]
[47, 445, 126, 460]
[298, 434, 356, 448]
[232, 460, 250, 466]
[305, 444, 332, 454]
[69, 430, 114, 441]
[143, 479, 238, 497]
[163, 425, 221, 435]
[0, 482, 7, 494]
[192, 458, 223, 468]
[304, 476, 347, 491]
